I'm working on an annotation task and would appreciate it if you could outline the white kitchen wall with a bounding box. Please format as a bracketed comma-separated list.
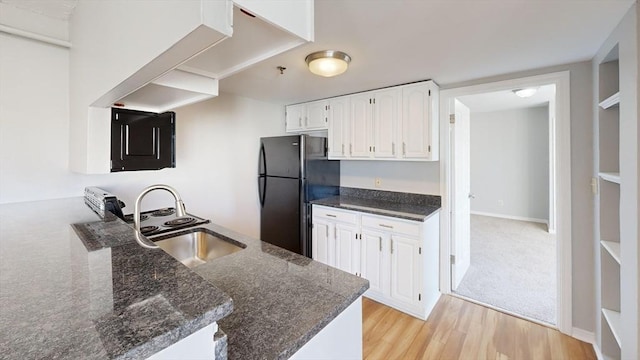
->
[340, 161, 440, 194]
[469, 106, 549, 222]
[0, 31, 285, 239]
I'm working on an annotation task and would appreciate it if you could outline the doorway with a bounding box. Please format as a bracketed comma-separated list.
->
[450, 86, 557, 325]
[439, 72, 572, 334]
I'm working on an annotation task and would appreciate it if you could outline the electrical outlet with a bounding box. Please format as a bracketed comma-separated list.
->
[375, 178, 382, 188]
[498, 200, 504, 207]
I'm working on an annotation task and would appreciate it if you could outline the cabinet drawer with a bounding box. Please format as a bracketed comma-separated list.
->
[361, 215, 421, 237]
[313, 205, 358, 224]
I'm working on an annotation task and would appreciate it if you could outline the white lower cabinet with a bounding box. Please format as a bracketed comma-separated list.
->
[335, 223, 361, 275]
[312, 204, 440, 320]
[311, 218, 333, 266]
[390, 234, 421, 308]
[361, 229, 387, 294]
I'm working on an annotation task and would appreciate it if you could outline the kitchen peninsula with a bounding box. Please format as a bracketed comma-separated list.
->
[0, 198, 369, 359]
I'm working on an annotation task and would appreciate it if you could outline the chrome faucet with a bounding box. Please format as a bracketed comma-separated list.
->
[133, 184, 187, 249]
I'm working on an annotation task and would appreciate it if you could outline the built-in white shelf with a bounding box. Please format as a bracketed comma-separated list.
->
[601, 240, 621, 264]
[599, 91, 620, 109]
[602, 308, 622, 347]
[599, 172, 621, 184]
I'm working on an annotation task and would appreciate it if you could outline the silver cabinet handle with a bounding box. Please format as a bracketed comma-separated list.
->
[341, 144, 345, 155]
[392, 142, 395, 155]
[299, 117, 302, 127]
[326, 214, 337, 218]
[469, 193, 476, 199]
[379, 238, 382, 251]
[305, 116, 308, 127]
[402, 142, 406, 155]
[391, 239, 394, 254]
[379, 224, 393, 229]
[349, 144, 353, 155]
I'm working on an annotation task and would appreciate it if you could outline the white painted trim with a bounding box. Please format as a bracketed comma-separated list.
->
[439, 71, 573, 335]
[572, 327, 596, 344]
[470, 210, 547, 225]
[451, 292, 556, 328]
[0, 24, 71, 48]
[592, 342, 605, 360]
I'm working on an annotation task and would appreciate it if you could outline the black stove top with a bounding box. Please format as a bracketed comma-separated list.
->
[123, 208, 209, 237]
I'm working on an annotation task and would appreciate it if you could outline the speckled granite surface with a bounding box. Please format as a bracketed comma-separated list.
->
[0, 197, 369, 360]
[311, 187, 441, 221]
[0, 198, 231, 359]
[191, 223, 369, 360]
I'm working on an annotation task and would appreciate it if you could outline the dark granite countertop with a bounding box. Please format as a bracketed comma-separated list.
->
[190, 223, 369, 360]
[0, 197, 369, 360]
[311, 188, 441, 221]
[0, 198, 232, 359]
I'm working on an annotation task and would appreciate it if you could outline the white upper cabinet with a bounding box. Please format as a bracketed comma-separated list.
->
[285, 103, 306, 132]
[349, 93, 373, 158]
[402, 82, 439, 160]
[327, 96, 351, 158]
[323, 80, 439, 161]
[372, 88, 401, 159]
[306, 100, 329, 130]
[69, 0, 313, 174]
[285, 100, 329, 133]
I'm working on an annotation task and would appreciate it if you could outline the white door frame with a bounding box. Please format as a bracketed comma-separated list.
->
[438, 71, 572, 334]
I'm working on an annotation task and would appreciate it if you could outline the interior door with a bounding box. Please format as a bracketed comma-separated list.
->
[451, 99, 471, 290]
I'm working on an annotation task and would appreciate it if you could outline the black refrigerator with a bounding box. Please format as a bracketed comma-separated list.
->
[258, 135, 340, 257]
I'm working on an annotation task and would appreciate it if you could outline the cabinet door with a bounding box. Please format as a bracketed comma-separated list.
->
[350, 93, 372, 158]
[335, 223, 360, 275]
[372, 88, 400, 159]
[402, 83, 431, 159]
[361, 229, 387, 295]
[390, 234, 421, 307]
[328, 96, 350, 159]
[312, 218, 334, 266]
[286, 104, 305, 132]
[306, 100, 328, 130]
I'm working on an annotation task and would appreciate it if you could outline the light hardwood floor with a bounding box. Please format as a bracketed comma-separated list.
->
[363, 296, 596, 360]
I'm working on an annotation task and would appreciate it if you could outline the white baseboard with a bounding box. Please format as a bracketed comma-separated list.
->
[572, 327, 595, 343]
[592, 342, 604, 360]
[572, 327, 602, 360]
[470, 211, 547, 225]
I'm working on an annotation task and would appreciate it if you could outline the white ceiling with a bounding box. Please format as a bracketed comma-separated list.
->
[220, 0, 634, 105]
[458, 84, 556, 113]
[4, 0, 634, 106]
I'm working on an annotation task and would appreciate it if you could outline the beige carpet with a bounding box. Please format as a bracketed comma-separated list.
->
[453, 215, 556, 325]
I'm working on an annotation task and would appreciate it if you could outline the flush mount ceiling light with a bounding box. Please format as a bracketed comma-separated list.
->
[513, 87, 539, 98]
[305, 50, 351, 77]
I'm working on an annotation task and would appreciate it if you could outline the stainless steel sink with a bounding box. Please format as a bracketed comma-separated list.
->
[153, 228, 245, 268]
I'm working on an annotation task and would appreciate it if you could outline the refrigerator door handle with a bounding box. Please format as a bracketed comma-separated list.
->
[258, 142, 267, 176]
[258, 176, 266, 208]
